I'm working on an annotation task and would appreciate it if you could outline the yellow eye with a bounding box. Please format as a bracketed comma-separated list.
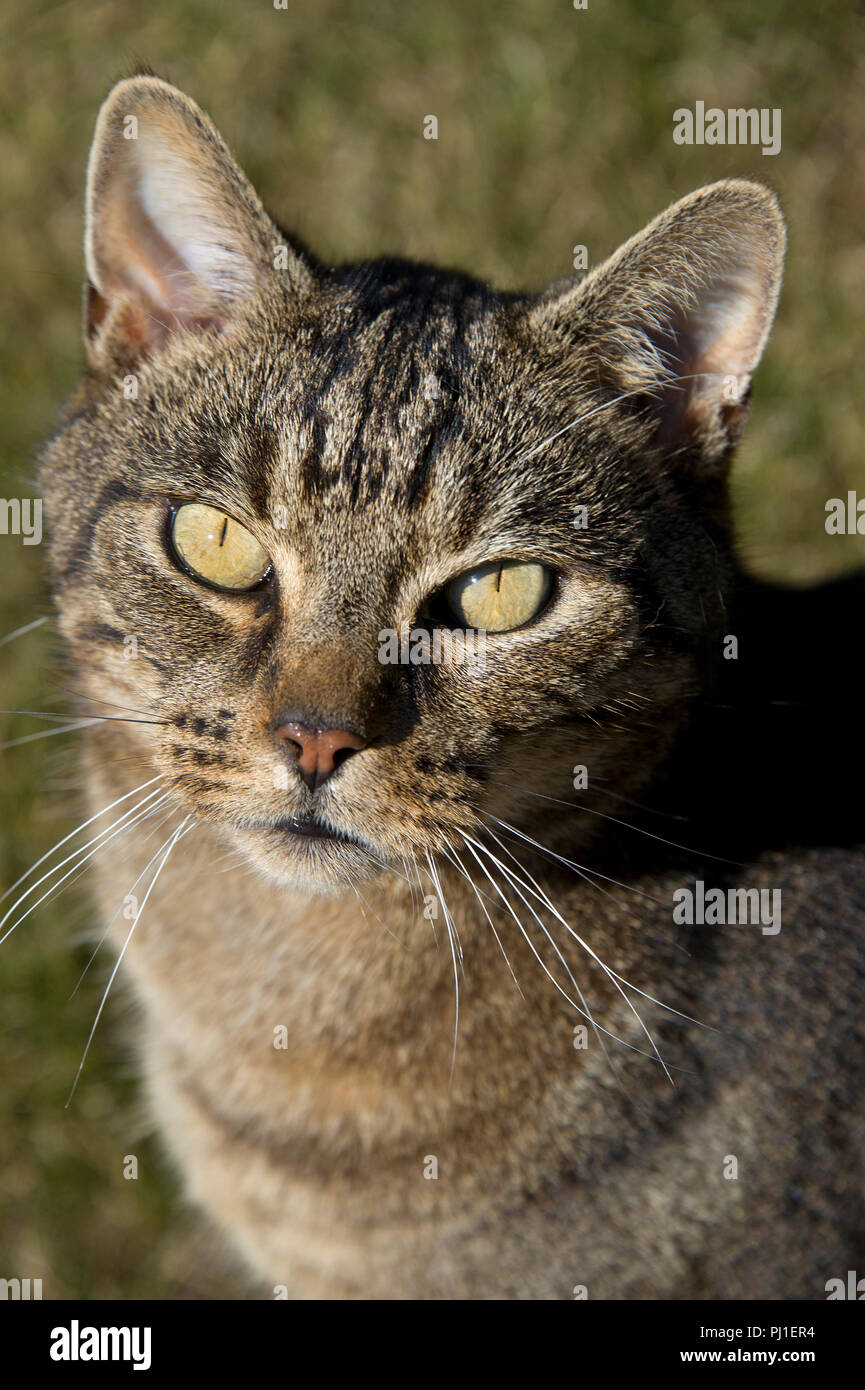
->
[170, 503, 271, 592]
[446, 560, 553, 633]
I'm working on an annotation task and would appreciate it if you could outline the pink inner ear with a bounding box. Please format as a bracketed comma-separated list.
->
[688, 271, 767, 383]
[94, 164, 228, 329]
[85, 109, 268, 367]
[86, 193, 238, 368]
[649, 265, 770, 444]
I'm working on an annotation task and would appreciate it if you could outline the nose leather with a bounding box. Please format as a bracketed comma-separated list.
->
[274, 721, 367, 791]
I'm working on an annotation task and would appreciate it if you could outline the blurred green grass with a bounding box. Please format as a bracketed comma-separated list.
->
[1, 0, 864, 1299]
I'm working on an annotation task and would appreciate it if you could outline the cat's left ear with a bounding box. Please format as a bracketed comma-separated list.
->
[530, 179, 786, 472]
[84, 75, 311, 371]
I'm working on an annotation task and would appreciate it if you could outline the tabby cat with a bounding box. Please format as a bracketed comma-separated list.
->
[38, 75, 865, 1299]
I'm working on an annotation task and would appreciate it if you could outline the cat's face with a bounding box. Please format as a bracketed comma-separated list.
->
[41, 77, 784, 892]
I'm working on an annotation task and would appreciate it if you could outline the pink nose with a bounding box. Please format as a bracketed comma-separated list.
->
[274, 721, 367, 791]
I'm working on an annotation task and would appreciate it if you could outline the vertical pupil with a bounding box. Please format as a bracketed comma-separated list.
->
[217, 517, 228, 548]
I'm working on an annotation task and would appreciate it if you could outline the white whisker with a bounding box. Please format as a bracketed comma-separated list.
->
[480, 809, 664, 907]
[461, 833, 624, 1070]
[437, 841, 524, 999]
[71, 801, 184, 995]
[0, 616, 48, 647]
[471, 829, 676, 1081]
[486, 818, 712, 1034]
[0, 787, 171, 946]
[425, 849, 460, 1092]
[0, 774, 164, 908]
[66, 815, 195, 1107]
[0, 718, 105, 750]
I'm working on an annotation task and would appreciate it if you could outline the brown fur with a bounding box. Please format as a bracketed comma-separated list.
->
[38, 77, 864, 1298]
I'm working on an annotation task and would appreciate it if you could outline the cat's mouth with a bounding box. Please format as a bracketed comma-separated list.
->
[235, 813, 385, 889]
[271, 816, 360, 846]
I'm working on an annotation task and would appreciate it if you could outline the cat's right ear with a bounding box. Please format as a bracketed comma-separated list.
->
[83, 76, 311, 372]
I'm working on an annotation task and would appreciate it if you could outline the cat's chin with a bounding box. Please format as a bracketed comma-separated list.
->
[230, 821, 389, 896]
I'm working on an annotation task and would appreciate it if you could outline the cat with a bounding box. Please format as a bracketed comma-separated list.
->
[36, 74, 865, 1299]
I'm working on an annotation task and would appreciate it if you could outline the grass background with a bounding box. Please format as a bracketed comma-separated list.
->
[1, 0, 864, 1299]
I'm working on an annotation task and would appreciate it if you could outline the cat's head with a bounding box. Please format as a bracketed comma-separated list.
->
[41, 76, 785, 893]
